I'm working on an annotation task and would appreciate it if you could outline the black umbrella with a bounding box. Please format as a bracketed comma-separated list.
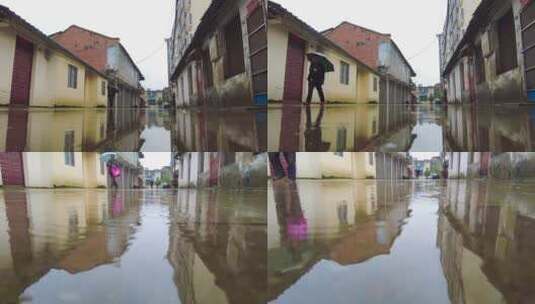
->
[307, 52, 335, 72]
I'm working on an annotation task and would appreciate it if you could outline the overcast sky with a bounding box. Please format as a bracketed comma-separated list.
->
[140, 153, 172, 170]
[275, 0, 447, 86]
[2, 0, 173, 90]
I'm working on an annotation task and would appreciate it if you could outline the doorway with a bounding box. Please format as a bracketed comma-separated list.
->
[10, 36, 34, 106]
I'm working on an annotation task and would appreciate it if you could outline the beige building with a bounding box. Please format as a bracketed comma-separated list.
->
[268, 2, 380, 104]
[0, 5, 108, 107]
[296, 152, 377, 179]
[0, 152, 107, 188]
[168, 0, 268, 107]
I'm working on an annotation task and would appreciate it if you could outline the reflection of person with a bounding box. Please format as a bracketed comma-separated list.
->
[269, 153, 296, 181]
[305, 61, 326, 104]
[305, 105, 328, 151]
[272, 179, 308, 262]
[107, 157, 121, 190]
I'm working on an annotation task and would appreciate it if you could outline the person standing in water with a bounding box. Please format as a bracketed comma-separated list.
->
[107, 157, 121, 190]
[305, 61, 326, 104]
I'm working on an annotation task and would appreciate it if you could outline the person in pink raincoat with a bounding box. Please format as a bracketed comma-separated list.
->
[107, 156, 121, 190]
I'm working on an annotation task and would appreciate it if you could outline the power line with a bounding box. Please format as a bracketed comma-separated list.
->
[136, 42, 166, 64]
[408, 39, 437, 60]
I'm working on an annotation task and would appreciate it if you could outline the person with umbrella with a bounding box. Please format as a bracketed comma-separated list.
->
[305, 52, 334, 105]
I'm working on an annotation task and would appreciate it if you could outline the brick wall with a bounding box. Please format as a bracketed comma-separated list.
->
[324, 22, 390, 70]
[52, 26, 118, 72]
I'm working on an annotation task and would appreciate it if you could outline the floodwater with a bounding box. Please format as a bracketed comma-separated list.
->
[0, 106, 267, 152]
[268, 179, 535, 304]
[268, 103, 535, 152]
[0, 188, 267, 304]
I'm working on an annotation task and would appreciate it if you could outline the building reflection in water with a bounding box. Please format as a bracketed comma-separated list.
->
[269, 103, 535, 152]
[0, 107, 266, 152]
[268, 180, 412, 302]
[444, 105, 535, 151]
[438, 180, 535, 304]
[167, 189, 267, 304]
[268, 179, 535, 304]
[0, 188, 267, 304]
[269, 103, 418, 152]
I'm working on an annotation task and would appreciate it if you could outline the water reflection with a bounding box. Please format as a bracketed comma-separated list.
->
[0, 107, 266, 152]
[268, 179, 535, 304]
[0, 188, 267, 304]
[268, 103, 535, 152]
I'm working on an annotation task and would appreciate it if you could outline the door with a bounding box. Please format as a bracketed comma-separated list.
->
[209, 153, 219, 187]
[283, 34, 306, 102]
[247, 0, 268, 106]
[521, 0, 535, 101]
[6, 110, 28, 151]
[10, 36, 34, 106]
[0, 153, 25, 186]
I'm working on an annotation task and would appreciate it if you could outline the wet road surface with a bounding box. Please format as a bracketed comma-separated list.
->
[268, 103, 535, 152]
[0, 188, 267, 304]
[268, 179, 535, 304]
[0, 107, 266, 152]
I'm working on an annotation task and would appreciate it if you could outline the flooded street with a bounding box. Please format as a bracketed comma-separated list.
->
[0, 188, 267, 304]
[0, 107, 266, 152]
[268, 179, 535, 304]
[268, 104, 535, 152]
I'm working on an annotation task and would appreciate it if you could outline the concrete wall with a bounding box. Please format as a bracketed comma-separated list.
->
[0, 27, 16, 105]
[267, 22, 289, 102]
[84, 71, 108, 107]
[303, 46, 359, 103]
[378, 41, 412, 84]
[268, 19, 379, 104]
[22, 153, 107, 188]
[107, 44, 141, 88]
[30, 48, 87, 107]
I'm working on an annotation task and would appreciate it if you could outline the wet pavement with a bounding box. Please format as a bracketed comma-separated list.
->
[0, 106, 267, 152]
[0, 188, 267, 304]
[268, 179, 535, 304]
[268, 103, 535, 152]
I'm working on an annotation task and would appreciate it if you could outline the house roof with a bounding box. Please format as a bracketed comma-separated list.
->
[50, 24, 145, 80]
[269, 1, 380, 76]
[170, 0, 227, 80]
[323, 21, 416, 77]
[0, 5, 109, 79]
[442, 0, 489, 76]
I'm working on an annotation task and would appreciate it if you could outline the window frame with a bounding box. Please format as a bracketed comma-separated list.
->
[68, 65, 78, 89]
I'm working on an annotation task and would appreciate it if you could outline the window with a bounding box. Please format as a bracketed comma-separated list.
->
[224, 15, 245, 79]
[101, 81, 106, 96]
[68, 65, 78, 89]
[336, 127, 347, 152]
[373, 77, 378, 92]
[369, 153, 375, 166]
[497, 10, 518, 74]
[340, 61, 350, 85]
[64, 130, 75, 166]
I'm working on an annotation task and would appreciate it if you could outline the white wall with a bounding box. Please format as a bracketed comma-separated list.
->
[0, 27, 16, 105]
[267, 23, 290, 101]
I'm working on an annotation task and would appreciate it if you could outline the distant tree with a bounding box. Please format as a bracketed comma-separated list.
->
[424, 168, 431, 178]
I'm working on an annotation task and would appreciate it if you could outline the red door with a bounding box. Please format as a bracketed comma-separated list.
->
[0, 153, 25, 186]
[6, 110, 28, 151]
[209, 153, 219, 187]
[10, 36, 34, 106]
[480, 152, 491, 177]
[283, 34, 306, 103]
